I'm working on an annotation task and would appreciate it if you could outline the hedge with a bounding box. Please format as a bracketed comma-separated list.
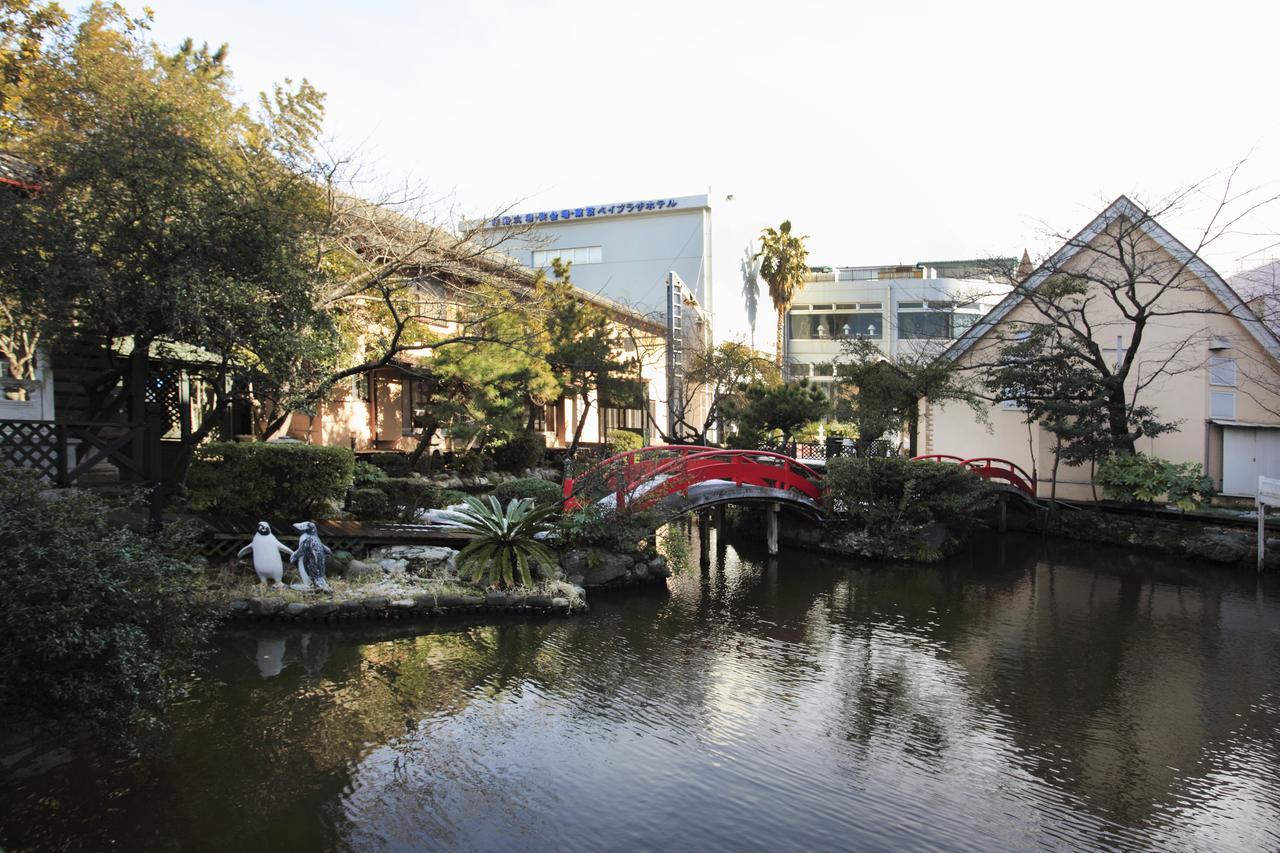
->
[187, 441, 354, 520]
[606, 429, 644, 454]
[491, 477, 563, 507]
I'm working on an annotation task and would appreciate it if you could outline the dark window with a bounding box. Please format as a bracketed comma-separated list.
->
[897, 311, 952, 339]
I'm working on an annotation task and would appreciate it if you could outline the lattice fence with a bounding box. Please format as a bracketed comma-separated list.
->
[0, 419, 61, 481]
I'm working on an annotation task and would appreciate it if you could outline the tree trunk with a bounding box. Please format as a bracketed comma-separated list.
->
[1106, 392, 1136, 454]
[775, 307, 786, 368]
[1048, 435, 1062, 531]
[407, 421, 439, 470]
[568, 392, 592, 457]
[907, 405, 919, 457]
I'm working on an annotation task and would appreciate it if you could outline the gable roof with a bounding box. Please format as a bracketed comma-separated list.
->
[942, 195, 1280, 364]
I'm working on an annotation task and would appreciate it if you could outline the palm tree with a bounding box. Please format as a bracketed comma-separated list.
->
[755, 221, 810, 368]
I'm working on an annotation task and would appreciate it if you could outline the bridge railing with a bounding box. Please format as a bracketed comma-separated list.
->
[911, 454, 1036, 498]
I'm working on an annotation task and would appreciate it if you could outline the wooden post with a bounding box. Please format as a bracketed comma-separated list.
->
[998, 494, 1008, 534]
[1258, 504, 1266, 575]
[766, 503, 779, 556]
[698, 511, 710, 567]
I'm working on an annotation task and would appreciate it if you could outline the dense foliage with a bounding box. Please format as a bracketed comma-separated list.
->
[824, 457, 994, 560]
[0, 470, 213, 742]
[443, 497, 559, 588]
[1095, 453, 1214, 510]
[834, 338, 984, 456]
[724, 378, 829, 446]
[606, 429, 644, 454]
[0, 3, 337, 472]
[552, 504, 661, 555]
[490, 429, 547, 473]
[985, 323, 1176, 491]
[357, 452, 412, 479]
[491, 477, 563, 508]
[187, 442, 354, 519]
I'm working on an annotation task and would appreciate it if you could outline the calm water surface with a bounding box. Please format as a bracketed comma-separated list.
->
[3, 529, 1280, 851]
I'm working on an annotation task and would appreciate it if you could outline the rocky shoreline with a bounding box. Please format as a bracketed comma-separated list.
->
[215, 540, 672, 626]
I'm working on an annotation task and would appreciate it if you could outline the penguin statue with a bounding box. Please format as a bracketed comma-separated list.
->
[237, 521, 292, 587]
[290, 521, 332, 591]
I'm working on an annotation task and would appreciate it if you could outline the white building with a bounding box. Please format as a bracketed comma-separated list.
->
[785, 260, 1012, 386]
[483, 194, 713, 322]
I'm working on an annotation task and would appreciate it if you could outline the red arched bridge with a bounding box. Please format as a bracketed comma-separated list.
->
[563, 446, 826, 522]
[910, 455, 1036, 498]
[560, 446, 1036, 522]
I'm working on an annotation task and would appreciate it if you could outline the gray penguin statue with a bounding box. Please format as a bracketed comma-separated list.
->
[290, 521, 332, 591]
[238, 521, 292, 587]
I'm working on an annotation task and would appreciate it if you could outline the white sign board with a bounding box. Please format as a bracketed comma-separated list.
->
[1259, 475, 1280, 508]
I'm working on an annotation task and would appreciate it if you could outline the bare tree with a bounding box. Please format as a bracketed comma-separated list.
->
[255, 156, 553, 437]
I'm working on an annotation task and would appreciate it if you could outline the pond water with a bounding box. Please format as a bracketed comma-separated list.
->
[4, 528, 1280, 851]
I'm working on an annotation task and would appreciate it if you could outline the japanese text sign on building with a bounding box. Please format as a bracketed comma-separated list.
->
[487, 199, 680, 228]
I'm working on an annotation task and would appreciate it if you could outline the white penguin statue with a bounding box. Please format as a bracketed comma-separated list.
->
[238, 521, 293, 587]
[290, 521, 332, 592]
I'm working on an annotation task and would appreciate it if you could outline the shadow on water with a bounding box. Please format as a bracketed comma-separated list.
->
[3, 528, 1279, 851]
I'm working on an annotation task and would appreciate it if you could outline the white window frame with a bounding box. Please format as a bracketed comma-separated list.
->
[1211, 390, 1237, 420]
[532, 245, 602, 268]
[1209, 356, 1237, 387]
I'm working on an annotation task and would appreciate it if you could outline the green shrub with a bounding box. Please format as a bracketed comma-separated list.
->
[492, 477, 563, 507]
[824, 457, 994, 560]
[491, 430, 547, 472]
[353, 460, 387, 488]
[606, 429, 644, 454]
[0, 469, 214, 743]
[1096, 453, 1214, 510]
[349, 487, 391, 520]
[553, 503, 661, 555]
[187, 442, 355, 519]
[371, 477, 441, 521]
[358, 452, 411, 478]
[437, 488, 470, 507]
[455, 451, 489, 476]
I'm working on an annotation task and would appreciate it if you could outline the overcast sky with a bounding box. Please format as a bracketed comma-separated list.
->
[146, 0, 1280, 342]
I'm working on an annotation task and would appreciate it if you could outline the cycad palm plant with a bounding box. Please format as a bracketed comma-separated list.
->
[755, 220, 810, 368]
[442, 496, 559, 588]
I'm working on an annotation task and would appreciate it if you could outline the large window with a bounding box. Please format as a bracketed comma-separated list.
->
[604, 407, 645, 431]
[897, 311, 951, 339]
[532, 246, 602, 267]
[789, 312, 881, 340]
[895, 309, 982, 340]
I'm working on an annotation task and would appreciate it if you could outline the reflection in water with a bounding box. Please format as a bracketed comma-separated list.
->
[3, 530, 1279, 851]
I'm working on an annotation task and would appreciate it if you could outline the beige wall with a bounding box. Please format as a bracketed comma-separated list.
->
[927, 215, 1280, 501]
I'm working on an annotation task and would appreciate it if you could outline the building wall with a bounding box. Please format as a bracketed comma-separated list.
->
[927, 218, 1280, 500]
[486, 195, 712, 320]
[785, 272, 1009, 391]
